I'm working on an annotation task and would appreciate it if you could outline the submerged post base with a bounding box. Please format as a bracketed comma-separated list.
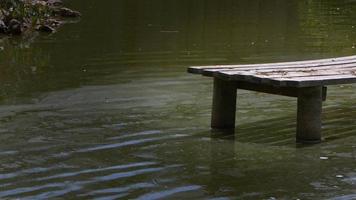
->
[296, 86, 323, 143]
[296, 138, 322, 144]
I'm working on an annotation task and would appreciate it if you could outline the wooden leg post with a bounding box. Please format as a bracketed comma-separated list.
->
[211, 78, 237, 130]
[297, 86, 323, 143]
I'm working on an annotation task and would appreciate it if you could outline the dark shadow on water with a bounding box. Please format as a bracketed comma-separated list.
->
[210, 129, 235, 140]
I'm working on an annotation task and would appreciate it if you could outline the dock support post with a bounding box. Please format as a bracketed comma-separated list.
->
[211, 78, 237, 130]
[297, 86, 323, 143]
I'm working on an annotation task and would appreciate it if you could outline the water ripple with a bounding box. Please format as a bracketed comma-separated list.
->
[77, 134, 188, 153]
[136, 185, 202, 200]
[37, 162, 156, 181]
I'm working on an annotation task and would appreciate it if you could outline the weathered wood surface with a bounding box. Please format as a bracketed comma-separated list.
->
[188, 55, 356, 87]
[234, 81, 328, 101]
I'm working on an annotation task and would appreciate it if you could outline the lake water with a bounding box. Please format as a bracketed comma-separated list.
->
[0, 0, 356, 199]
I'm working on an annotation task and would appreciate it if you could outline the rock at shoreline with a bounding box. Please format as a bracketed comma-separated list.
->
[46, 0, 63, 6]
[36, 24, 55, 33]
[8, 19, 22, 35]
[0, 0, 81, 36]
[0, 20, 7, 33]
[55, 7, 81, 18]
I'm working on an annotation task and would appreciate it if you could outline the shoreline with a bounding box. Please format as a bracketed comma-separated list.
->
[0, 0, 80, 36]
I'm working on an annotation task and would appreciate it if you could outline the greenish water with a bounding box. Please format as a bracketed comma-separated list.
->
[0, 0, 356, 199]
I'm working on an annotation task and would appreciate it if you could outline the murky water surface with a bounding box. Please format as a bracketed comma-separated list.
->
[0, 0, 356, 199]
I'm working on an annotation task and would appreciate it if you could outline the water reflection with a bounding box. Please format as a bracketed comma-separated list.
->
[0, 0, 356, 199]
[2, 0, 356, 102]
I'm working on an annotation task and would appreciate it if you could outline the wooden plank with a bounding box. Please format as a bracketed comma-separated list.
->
[236, 81, 299, 97]
[206, 61, 356, 74]
[213, 63, 356, 86]
[192, 55, 356, 71]
[202, 60, 356, 77]
[216, 66, 356, 79]
[272, 74, 356, 87]
[215, 70, 356, 87]
[189, 55, 356, 87]
[234, 81, 327, 101]
[250, 67, 356, 79]
[188, 55, 356, 74]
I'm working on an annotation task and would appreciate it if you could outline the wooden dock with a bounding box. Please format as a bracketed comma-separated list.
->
[188, 55, 356, 143]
